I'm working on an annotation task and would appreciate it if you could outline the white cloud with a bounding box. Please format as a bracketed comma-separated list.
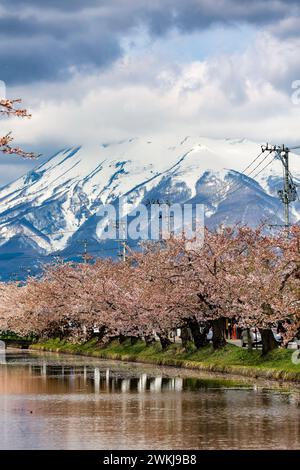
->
[2, 29, 300, 183]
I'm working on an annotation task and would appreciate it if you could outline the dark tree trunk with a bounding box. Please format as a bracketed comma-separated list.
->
[128, 336, 139, 345]
[94, 327, 108, 346]
[187, 318, 210, 349]
[199, 322, 211, 347]
[95, 326, 107, 342]
[144, 335, 156, 347]
[259, 328, 278, 355]
[157, 333, 172, 350]
[117, 335, 139, 344]
[212, 318, 226, 349]
[118, 334, 127, 344]
[181, 326, 192, 348]
[84, 326, 98, 341]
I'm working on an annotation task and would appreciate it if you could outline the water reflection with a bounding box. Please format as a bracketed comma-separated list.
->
[0, 350, 300, 450]
[0, 340, 5, 364]
[7, 358, 226, 394]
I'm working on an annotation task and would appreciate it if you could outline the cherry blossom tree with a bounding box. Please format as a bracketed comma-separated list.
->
[223, 227, 300, 354]
[132, 230, 241, 349]
[0, 98, 39, 159]
[0, 226, 299, 356]
[0, 281, 23, 333]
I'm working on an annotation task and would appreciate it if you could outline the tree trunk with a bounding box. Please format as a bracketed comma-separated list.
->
[144, 335, 156, 346]
[259, 328, 278, 355]
[181, 327, 192, 348]
[247, 328, 253, 351]
[118, 334, 127, 344]
[157, 333, 172, 350]
[95, 326, 107, 343]
[128, 336, 139, 345]
[187, 318, 210, 349]
[212, 318, 226, 349]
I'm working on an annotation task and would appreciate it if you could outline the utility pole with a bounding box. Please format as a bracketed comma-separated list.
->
[77, 239, 90, 264]
[119, 221, 127, 263]
[82, 238, 88, 264]
[282, 150, 293, 228]
[120, 237, 126, 263]
[262, 144, 298, 229]
[146, 198, 173, 240]
[111, 221, 127, 262]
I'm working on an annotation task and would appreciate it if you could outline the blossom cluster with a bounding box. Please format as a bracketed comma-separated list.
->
[0, 226, 299, 353]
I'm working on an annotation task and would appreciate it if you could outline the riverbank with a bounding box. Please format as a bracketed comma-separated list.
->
[30, 338, 300, 383]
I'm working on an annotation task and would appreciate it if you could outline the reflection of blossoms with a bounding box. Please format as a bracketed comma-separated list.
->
[0, 340, 6, 364]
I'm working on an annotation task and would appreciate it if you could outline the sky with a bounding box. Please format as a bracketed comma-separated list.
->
[1, 0, 300, 185]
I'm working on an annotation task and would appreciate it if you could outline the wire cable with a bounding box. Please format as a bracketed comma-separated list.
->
[226, 152, 274, 199]
[226, 151, 272, 197]
[221, 150, 271, 199]
[251, 154, 277, 180]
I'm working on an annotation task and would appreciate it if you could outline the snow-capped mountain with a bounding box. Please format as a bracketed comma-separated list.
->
[0, 136, 299, 280]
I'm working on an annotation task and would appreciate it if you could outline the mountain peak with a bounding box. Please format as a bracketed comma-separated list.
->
[0, 136, 299, 280]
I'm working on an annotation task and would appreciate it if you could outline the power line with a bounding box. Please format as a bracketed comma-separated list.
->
[244, 151, 273, 179]
[0, 227, 81, 242]
[251, 154, 277, 180]
[0, 242, 142, 280]
[223, 153, 276, 199]
[0, 245, 119, 262]
[225, 151, 273, 199]
[240, 150, 264, 175]
[0, 241, 140, 265]
[0, 153, 270, 247]
[221, 150, 272, 200]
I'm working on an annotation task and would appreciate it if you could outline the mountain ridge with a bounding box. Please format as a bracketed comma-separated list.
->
[0, 136, 299, 279]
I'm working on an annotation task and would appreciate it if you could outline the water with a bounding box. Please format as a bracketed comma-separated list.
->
[0, 350, 300, 449]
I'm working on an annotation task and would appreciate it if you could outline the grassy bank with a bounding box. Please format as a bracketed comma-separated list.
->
[30, 338, 300, 383]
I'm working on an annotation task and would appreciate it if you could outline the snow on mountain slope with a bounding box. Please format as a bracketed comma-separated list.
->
[0, 142, 166, 252]
[0, 135, 299, 279]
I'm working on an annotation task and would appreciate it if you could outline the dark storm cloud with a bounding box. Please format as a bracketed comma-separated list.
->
[0, 0, 299, 84]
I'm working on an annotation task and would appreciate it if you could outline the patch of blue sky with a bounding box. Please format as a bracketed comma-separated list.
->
[123, 23, 258, 62]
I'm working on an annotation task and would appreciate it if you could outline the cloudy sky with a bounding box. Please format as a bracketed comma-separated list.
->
[1, 0, 300, 185]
